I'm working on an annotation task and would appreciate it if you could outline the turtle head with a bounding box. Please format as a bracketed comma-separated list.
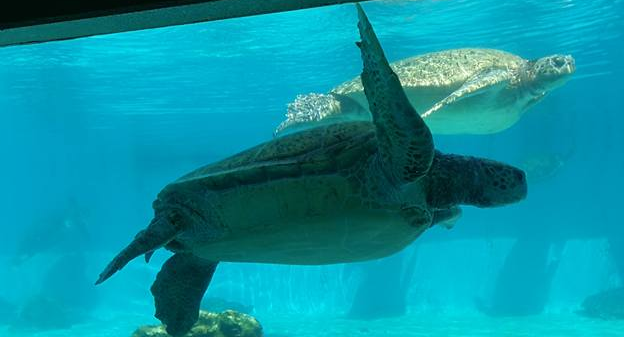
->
[427, 152, 527, 209]
[528, 54, 575, 92]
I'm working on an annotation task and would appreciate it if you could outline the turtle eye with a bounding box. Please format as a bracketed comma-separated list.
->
[553, 57, 565, 68]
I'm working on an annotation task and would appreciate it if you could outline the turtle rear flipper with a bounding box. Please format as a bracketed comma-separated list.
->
[151, 253, 218, 336]
[274, 93, 368, 137]
[356, 4, 434, 184]
[95, 217, 180, 285]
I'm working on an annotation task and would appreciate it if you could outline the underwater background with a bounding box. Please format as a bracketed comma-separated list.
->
[1, 0, 623, 336]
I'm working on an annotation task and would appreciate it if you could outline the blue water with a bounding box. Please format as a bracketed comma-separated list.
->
[1, 0, 623, 336]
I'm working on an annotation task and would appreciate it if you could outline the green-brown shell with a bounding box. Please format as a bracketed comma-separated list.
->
[332, 48, 526, 95]
[168, 122, 377, 191]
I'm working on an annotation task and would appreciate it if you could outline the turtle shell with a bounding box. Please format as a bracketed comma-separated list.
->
[333, 48, 524, 98]
[162, 121, 377, 194]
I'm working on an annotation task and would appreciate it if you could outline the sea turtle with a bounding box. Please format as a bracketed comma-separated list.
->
[517, 149, 574, 183]
[579, 287, 624, 320]
[276, 49, 575, 136]
[96, 6, 527, 336]
[13, 200, 89, 265]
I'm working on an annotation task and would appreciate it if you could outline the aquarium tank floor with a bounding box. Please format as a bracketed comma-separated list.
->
[2, 311, 623, 337]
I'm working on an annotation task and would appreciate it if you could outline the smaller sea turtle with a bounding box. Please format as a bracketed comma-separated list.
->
[517, 149, 574, 183]
[579, 287, 624, 320]
[13, 201, 89, 265]
[276, 48, 575, 136]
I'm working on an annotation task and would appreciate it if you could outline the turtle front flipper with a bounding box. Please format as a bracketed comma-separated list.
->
[422, 68, 512, 118]
[355, 4, 434, 184]
[151, 253, 218, 337]
[95, 217, 180, 285]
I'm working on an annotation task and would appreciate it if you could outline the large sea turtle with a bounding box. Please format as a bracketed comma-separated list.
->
[96, 6, 527, 336]
[276, 48, 575, 136]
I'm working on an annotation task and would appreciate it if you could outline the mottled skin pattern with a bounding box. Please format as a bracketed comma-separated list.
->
[276, 48, 575, 135]
[335, 49, 525, 91]
[96, 6, 528, 337]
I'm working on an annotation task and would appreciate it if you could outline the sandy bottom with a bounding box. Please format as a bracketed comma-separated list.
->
[259, 312, 624, 337]
[1, 311, 623, 337]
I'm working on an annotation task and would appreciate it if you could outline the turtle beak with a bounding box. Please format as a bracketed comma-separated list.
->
[551, 55, 576, 78]
[558, 55, 575, 74]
